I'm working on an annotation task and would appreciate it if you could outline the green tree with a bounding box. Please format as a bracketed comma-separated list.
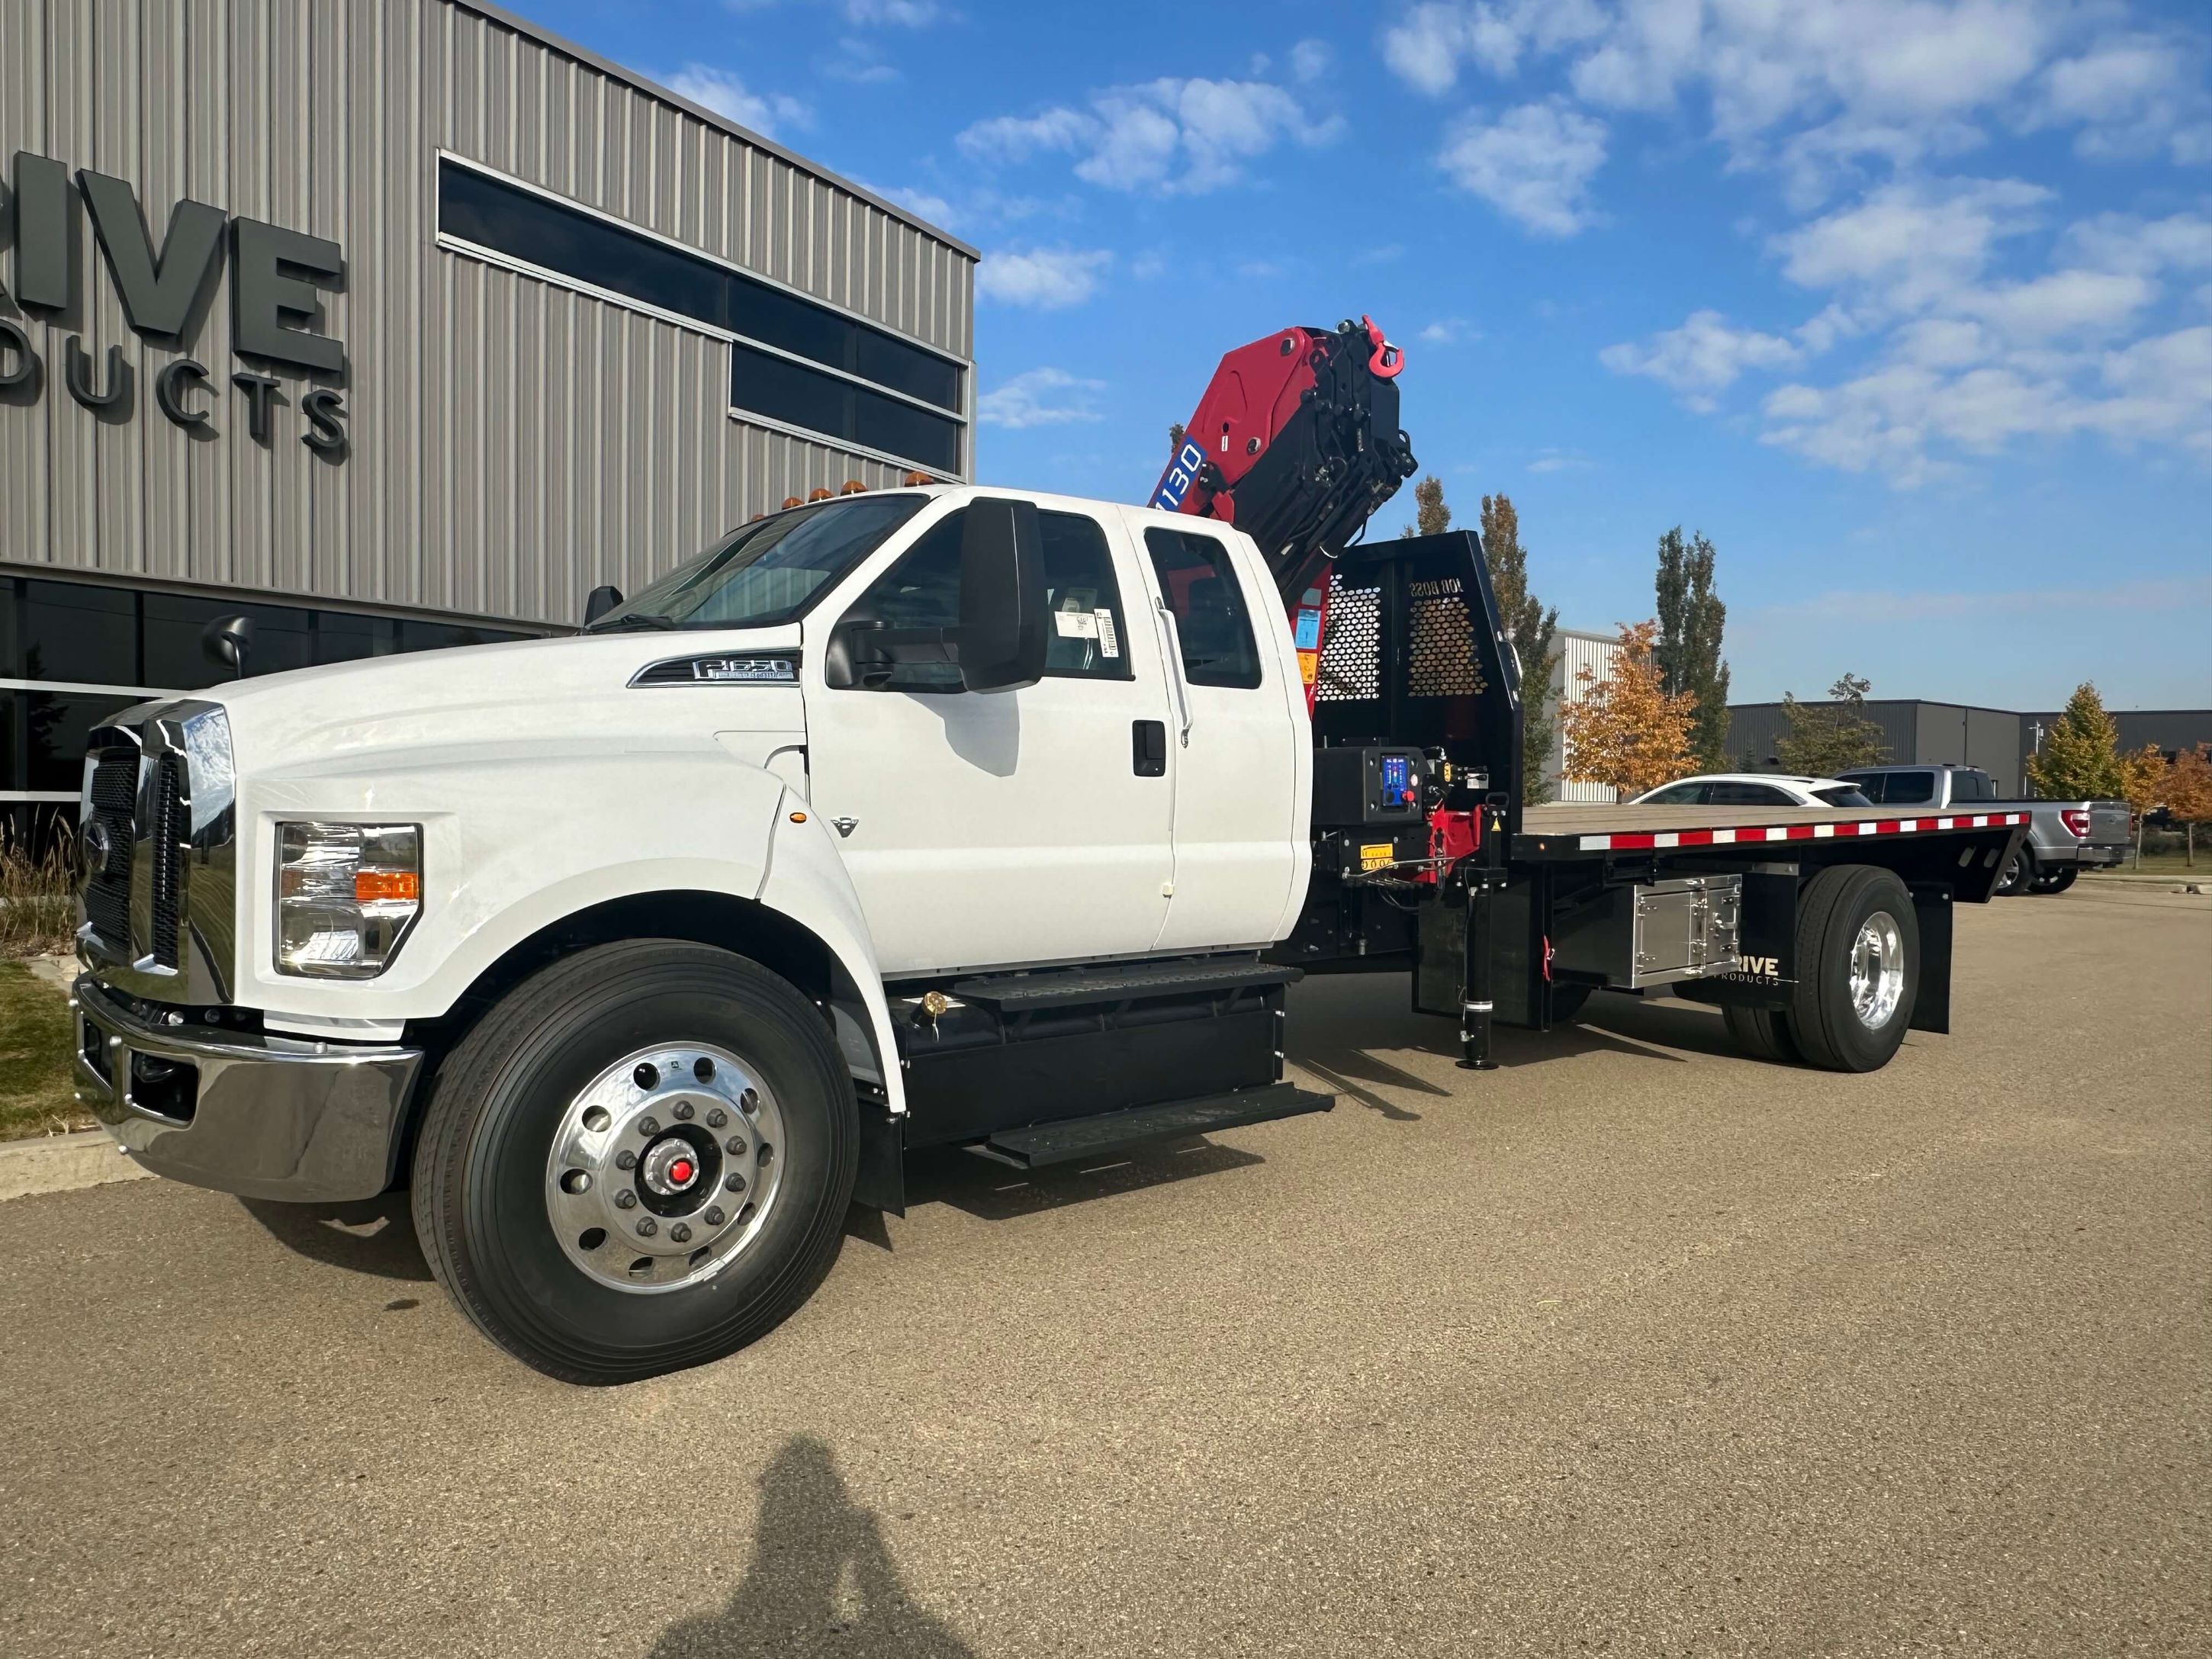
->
[2024, 682, 2127, 799]
[1480, 492, 1561, 804]
[1654, 527, 1731, 772]
[1774, 673, 1888, 775]
[1167, 421, 1187, 455]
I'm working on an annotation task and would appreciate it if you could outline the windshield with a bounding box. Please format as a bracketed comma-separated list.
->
[588, 494, 928, 632]
[1814, 785, 1874, 807]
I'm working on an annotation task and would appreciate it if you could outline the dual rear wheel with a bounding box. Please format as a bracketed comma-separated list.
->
[1723, 865, 1920, 1073]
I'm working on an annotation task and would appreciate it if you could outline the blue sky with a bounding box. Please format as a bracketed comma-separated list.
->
[521, 0, 2210, 710]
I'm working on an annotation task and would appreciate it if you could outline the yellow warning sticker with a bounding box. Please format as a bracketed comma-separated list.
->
[1297, 651, 1318, 686]
[1359, 842, 1395, 871]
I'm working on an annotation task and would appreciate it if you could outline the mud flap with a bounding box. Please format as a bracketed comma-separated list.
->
[1908, 883, 1953, 1034]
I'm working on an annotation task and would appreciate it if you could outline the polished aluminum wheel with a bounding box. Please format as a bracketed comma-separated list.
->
[545, 1042, 786, 1293]
[1848, 911, 1905, 1030]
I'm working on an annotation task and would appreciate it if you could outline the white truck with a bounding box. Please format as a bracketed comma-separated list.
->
[72, 325, 2030, 1382]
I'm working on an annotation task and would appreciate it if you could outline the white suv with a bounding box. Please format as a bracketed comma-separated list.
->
[1629, 773, 1874, 809]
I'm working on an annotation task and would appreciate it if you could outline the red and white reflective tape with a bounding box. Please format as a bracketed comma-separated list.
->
[1575, 811, 2027, 853]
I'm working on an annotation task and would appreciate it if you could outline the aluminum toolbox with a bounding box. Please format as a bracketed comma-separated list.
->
[1551, 875, 1742, 989]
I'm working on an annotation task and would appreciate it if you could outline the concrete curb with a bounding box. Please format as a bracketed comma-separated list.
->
[0, 1130, 154, 1204]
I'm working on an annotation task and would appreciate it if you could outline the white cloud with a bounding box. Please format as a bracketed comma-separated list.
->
[1526, 445, 1593, 472]
[1419, 317, 1478, 344]
[1962, 269, 2157, 341]
[976, 367, 1107, 429]
[1600, 309, 1804, 409]
[2062, 211, 2212, 278]
[1437, 98, 1607, 235]
[974, 246, 1112, 309]
[666, 65, 811, 137]
[1291, 39, 1333, 84]
[957, 78, 1341, 195]
[1773, 177, 2049, 309]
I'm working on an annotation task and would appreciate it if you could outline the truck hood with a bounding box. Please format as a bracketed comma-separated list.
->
[203, 628, 806, 783]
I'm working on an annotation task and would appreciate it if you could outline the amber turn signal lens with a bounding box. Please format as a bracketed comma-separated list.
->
[355, 870, 420, 904]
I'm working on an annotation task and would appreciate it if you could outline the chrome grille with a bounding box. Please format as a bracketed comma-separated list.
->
[150, 754, 186, 969]
[83, 748, 138, 952]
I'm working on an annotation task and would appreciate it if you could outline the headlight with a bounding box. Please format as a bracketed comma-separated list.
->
[275, 821, 421, 978]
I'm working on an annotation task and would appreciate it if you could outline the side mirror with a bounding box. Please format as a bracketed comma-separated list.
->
[584, 584, 624, 625]
[200, 614, 254, 680]
[953, 497, 1047, 693]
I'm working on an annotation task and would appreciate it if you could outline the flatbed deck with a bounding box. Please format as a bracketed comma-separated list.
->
[1515, 803, 2028, 859]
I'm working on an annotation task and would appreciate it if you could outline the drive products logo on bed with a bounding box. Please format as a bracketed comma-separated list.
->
[0, 150, 349, 458]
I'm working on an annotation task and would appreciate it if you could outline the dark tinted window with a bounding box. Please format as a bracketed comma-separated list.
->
[20, 580, 134, 685]
[144, 593, 313, 687]
[439, 159, 965, 446]
[1707, 781, 1794, 806]
[1837, 772, 1883, 802]
[313, 611, 397, 664]
[1950, 769, 1994, 802]
[842, 507, 1134, 690]
[730, 346, 962, 474]
[1879, 770, 1937, 805]
[2, 690, 143, 792]
[1813, 785, 1873, 807]
[1641, 782, 1709, 805]
[1143, 529, 1262, 690]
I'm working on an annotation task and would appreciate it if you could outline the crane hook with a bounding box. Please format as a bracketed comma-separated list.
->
[1362, 315, 1403, 379]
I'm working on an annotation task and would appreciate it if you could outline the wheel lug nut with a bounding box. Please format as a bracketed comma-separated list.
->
[616, 1150, 638, 1170]
[725, 1135, 746, 1156]
[724, 1172, 745, 1193]
[672, 1101, 694, 1120]
[669, 1223, 692, 1243]
[635, 1218, 657, 1237]
[638, 1116, 661, 1136]
[615, 1190, 638, 1209]
[705, 1207, 725, 1227]
[706, 1108, 727, 1128]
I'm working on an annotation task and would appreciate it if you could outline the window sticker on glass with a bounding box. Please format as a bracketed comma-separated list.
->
[1053, 609, 1100, 638]
[1095, 609, 1120, 657]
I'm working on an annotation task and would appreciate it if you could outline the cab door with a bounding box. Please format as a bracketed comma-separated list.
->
[802, 498, 1176, 976]
[1127, 515, 1306, 951]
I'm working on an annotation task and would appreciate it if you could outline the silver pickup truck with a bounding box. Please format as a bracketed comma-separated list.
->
[1836, 764, 2129, 895]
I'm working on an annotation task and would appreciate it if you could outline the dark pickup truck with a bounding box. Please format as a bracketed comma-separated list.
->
[1836, 764, 2129, 895]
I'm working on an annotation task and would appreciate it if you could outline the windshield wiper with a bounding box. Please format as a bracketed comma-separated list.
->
[588, 613, 682, 633]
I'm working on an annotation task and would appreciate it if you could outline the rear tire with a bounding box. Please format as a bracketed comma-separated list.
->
[1723, 1003, 1802, 1064]
[411, 940, 857, 1384]
[1995, 843, 2037, 897]
[2032, 866, 2078, 894]
[1787, 866, 1919, 1073]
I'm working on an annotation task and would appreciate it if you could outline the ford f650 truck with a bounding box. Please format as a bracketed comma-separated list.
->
[72, 325, 2029, 1382]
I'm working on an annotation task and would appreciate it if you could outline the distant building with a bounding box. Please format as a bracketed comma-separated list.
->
[1543, 628, 1622, 802]
[1725, 700, 2211, 796]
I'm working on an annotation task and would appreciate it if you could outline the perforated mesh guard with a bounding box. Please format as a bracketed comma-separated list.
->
[1316, 583, 1381, 703]
[1408, 594, 1486, 697]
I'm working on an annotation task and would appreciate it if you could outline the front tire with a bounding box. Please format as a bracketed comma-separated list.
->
[411, 940, 857, 1384]
[1786, 866, 1920, 1073]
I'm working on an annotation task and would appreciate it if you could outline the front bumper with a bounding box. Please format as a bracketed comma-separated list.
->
[74, 975, 423, 1203]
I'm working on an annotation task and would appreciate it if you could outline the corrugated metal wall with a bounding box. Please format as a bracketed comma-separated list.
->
[0, 0, 975, 628]
[1546, 629, 1622, 802]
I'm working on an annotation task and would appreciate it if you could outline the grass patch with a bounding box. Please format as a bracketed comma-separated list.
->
[0, 830, 77, 957]
[0, 960, 91, 1140]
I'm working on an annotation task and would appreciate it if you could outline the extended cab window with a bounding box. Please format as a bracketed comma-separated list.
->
[1144, 529, 1262, 690]
[841, 506, 1133, 692]
[1883, 770, 1937, 805]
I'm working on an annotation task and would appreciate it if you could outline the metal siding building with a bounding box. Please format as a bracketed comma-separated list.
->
[0, 0, 975, 828]
[1543, 628, 1619, 803]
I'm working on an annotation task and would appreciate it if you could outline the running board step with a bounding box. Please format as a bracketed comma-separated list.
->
[947, 957, 1301, 1012]
[978, 1083, 1333, 1169]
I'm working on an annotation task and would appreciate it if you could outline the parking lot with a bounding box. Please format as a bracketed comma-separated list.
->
[2, 885, 2204, 1658]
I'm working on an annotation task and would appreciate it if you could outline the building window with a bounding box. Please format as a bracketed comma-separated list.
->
[437, 159, 966, 473]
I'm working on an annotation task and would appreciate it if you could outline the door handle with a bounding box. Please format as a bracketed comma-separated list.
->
[1132, 719, 1167, 777]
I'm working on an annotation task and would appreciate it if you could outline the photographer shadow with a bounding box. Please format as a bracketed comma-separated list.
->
[651, 1436, 974, 1658]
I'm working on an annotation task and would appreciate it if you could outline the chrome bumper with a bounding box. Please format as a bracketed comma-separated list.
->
[74, 975, 423, 1203]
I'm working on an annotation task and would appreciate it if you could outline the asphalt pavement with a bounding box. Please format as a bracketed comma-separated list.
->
[2, 886, 2205, 1657]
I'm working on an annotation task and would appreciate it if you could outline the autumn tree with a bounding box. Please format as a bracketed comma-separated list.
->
[2164, 744, 2212, 867]
[1167, 421, 1186, 454]
[1480, 493, 1562, 805]
[2118, 742, 2169, 865]
[1654, 528, 1731, 772]
[1560, 620, 1695, 800]
[2025, 682, 2127, 799]
[1774, 673, 1887, 776]
[1398, 474, 1452, 538]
